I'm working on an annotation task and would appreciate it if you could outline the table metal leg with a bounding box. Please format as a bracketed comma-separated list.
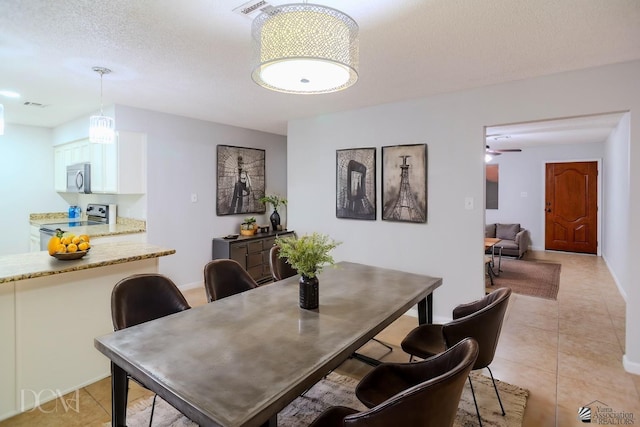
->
[111, 362, 128, 427]
[260, 415, 278, 426]
[418, 294, 433, 325]
[486, 261, 495, 287]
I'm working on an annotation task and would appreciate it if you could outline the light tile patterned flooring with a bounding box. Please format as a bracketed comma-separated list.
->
[1, 251, 637, 426]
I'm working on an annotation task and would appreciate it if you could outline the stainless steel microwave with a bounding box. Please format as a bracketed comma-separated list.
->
[66, 163, 91, 193]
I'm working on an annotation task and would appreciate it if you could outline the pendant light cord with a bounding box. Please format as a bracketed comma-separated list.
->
[92, 66, 111, 116]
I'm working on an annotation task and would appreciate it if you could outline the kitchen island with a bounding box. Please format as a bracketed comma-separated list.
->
[0, 242, 175, 421]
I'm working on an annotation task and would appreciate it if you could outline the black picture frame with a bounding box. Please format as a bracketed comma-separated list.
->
[216, 145, 266, 216]
[336, 147, 376, 220]
[381, 144, 428, 223]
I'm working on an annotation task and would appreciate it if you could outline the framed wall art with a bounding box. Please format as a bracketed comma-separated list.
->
[336, 147, 376, 220]
[486, 164, 499, 209]
[216, 145, 266, 216]
[381, 144, 427, 223]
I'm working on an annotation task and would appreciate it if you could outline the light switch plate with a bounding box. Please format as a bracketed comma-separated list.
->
[464, 197, 474, 210]
[191, 193, 198, 203]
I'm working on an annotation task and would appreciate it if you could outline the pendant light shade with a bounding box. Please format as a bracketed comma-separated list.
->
[89, 114, 115, 144]
[89, 67, 115, 144]
[251, 3, 359, 94]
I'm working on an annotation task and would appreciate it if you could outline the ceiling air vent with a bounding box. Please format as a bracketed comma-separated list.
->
[233, 0, 274, 19]
[23, 101, 48, 108]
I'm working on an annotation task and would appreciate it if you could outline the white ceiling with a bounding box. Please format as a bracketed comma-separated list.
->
[1, 0, 639, 136]
[485, 111, 627, 152]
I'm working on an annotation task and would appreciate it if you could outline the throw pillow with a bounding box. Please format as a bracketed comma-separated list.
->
[485, 224, 496, 238]
[496, 223, 520, 241]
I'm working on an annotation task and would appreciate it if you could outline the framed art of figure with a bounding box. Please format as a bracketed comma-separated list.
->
[216, 145, 266, 216]
[336, 147, 376, 220]
[486, 164, 499, 209]
[381, 144, 427, 223]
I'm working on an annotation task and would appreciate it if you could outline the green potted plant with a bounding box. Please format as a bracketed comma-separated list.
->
[259, 194, 287, 231]
[274, 232, 341, 309]
[240, 216, 257, 236]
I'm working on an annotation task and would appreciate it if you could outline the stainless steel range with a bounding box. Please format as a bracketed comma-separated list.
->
[39, 204, 111, 250]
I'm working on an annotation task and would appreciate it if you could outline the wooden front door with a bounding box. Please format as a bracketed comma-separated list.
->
[545, 161, 598, 254]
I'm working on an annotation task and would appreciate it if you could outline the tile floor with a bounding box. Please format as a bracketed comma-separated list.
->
[1, 250, 637, 426]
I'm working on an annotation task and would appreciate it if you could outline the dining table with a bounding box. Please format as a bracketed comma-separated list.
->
[94, 261, 443, 427]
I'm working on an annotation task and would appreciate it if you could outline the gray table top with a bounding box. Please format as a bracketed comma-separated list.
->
[94, 261, 442, 427]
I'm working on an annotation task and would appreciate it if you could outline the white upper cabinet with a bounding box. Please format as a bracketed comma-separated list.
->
[54, 131, 147, 194]
[53, 139, 91, 192]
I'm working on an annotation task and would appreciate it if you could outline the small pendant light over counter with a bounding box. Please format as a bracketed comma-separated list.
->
[89, 66, 115, 144]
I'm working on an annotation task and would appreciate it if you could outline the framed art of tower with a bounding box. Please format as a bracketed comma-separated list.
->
[381, 144, 427, 223]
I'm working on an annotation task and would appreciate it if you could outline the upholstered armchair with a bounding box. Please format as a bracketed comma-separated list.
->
[485, 223, 529, 258]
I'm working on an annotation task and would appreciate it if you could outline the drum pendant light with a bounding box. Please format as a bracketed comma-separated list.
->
[251, 3, 359, 94]
[89, 67, 115, 144]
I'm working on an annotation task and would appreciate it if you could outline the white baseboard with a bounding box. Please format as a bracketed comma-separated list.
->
[404, 307, 449, 324]
[623, 355, 640, 375]
[179, 280, 203, 291]
[602, 254, 628, 302]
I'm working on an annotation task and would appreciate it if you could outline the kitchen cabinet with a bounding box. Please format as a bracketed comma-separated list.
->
[212, 231, 294, 284]
[91, 131, 147, 194]
[29, 225, 41, 252]
[53, 139, 91, 192]
[53, 131, 147, 194]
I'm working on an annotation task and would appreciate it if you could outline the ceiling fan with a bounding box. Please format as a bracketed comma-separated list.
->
[485, 145, 522, 156]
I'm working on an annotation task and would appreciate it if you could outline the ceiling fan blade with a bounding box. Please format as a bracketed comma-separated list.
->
[493, 148, 522, 153]
[486, 150, 502, 155]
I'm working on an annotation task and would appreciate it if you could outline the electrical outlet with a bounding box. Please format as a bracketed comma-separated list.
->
[191, 193, 198, 203]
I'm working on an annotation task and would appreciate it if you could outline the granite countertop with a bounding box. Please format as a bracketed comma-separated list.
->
[30, 212, 146, 238]
[0, 242, 175, 284]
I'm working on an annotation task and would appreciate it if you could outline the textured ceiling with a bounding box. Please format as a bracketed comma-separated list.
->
[1, 0, 639, 136]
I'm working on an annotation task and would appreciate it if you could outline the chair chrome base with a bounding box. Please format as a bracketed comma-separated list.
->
[468, 366, 506, 427]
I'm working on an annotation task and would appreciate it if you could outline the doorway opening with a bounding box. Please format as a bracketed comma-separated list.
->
[483, 111, 625, 256]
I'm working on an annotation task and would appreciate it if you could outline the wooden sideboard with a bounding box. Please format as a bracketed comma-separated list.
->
[212, 230, 295, 285]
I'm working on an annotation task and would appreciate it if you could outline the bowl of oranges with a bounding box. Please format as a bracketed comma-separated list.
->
[47, 229, 91, 260]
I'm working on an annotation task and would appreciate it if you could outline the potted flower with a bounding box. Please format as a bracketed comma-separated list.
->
[259, 194, 287, 231]
[240, 216, 257, 236]
[274, 232, 341, 309]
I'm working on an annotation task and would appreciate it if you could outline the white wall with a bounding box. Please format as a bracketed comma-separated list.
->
[603, 113, 630, 299]
[0, 124, 68, 255]
[114, 106, 288, 288]
[287, 60, 640, 372]
[485, 142, 605, 251]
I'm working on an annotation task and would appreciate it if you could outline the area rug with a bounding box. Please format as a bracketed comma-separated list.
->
[115, 371, 528, 427]
[490, 258, 561, 300]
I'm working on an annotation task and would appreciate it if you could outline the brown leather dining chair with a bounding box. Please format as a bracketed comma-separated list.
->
[111, 273, 191, 427]
[203, 259, 259, 302]
[269, 245, 298, 281]
[309, 338, 479, 427]
[399, 287, 512, 427]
